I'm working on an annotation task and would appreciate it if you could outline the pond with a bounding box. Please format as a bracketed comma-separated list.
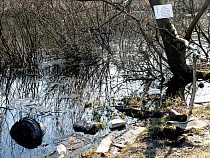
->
[0, 52, 209, 158]
[0, 55, 147, 158]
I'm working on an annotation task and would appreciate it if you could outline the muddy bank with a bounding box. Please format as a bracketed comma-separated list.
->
[80, 104, 210, 158]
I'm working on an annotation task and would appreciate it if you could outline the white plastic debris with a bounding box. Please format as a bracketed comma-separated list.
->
[57, 144, 67, 158]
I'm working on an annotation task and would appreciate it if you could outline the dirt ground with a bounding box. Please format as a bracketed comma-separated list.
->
[110, 125, 210, 158]
[81, 104, 210, 158]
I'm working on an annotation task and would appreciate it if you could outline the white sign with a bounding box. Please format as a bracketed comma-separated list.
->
[154, 4, 173, 19]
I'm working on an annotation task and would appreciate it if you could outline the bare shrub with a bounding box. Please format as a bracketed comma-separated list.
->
[0, 0, 209, 71]
[0, 0, 41, 67]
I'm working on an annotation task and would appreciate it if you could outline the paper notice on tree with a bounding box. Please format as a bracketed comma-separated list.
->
[154, 4, 173, 19]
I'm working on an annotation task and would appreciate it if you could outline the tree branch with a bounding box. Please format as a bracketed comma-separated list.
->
[185, 0, 210, 41]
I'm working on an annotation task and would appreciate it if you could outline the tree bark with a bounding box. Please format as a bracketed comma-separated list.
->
[148, 0, 193, 95]
[77, 0, 209, 96]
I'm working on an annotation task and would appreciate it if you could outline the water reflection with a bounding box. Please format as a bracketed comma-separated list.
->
[0, 57, 144, 158]
[1, 55, 209, 157]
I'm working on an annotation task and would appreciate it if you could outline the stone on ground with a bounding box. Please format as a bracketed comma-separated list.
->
[96, 126, 145, 154]
[167, 116, 210, 129]
[111, 119, 127, 129]
[96, 132, 116, 153]
[112, 126, 145, 149]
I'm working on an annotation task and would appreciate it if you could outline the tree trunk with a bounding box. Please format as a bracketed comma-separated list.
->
[148, 0, 193, 96]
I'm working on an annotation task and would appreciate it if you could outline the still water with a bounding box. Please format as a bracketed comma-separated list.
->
[0, 57, 145, 158]
[0, 55, 209, 158]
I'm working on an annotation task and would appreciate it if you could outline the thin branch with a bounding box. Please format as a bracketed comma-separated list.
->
[185, 0, 210, 40]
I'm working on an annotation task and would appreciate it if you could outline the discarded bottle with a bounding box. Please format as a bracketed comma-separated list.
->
[10, 117, 47, 149]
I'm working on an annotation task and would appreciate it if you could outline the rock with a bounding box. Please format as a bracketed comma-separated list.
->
[110, 119, 127, 129]
[149, 126, 184, 140]
[111, 126, 145, 151]
[168, 109, 187, 122]
[73, 120, 99, 135]
[10, 117, 47, 149]
[167, 116, 210, 130]
[96, 126, 146, 154]
[96, 132, 116, 153]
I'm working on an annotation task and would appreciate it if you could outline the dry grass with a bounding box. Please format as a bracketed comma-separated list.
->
[192, 104, 210, 120]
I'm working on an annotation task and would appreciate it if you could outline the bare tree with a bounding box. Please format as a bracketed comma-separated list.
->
[0, 0, 209, 96]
